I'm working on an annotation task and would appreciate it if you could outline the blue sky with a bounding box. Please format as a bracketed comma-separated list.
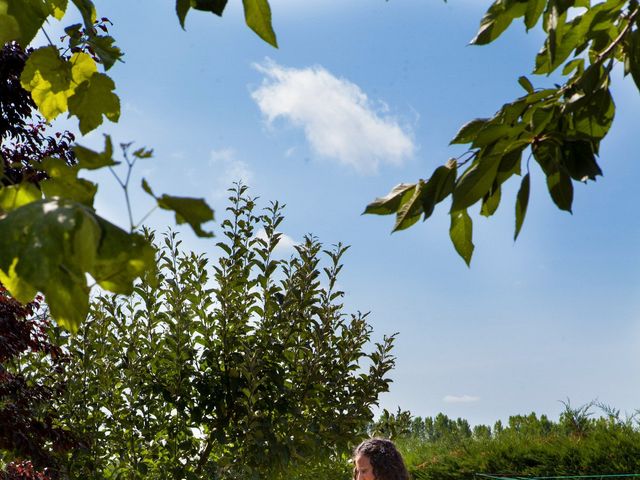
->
[44, 0, 640, 427]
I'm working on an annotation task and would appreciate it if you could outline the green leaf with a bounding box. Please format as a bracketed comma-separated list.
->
[529, 106, 556, 136]
[364, 183, 416, 215]
[74, 135, 119, 170]
[192, 0, 228, 16]
[471, 0, 528, 45]
[562, 140, 602, 182]
[142, 179, 215, 237]
[393, 180, 425, 232]
[546, 166, 573, 212]
[21, 46, 73, 121]
[535, 5, 612, 74]
[518, 75, 534, 94]
[562, 58, 584, 76]
[480, 185, 501, 217]
[0, 13, 21, 46]
[40, 157, 97, 206]
[141, 178, 154, 196]
[70, 51, 98, 83]
[68, 73, 120, 134]
[421, 160, 457, 220]
[449, 209, 474, 266]
[450, 118, 489, 145]
[524, 0, 545, 30]
[0, 199, 99, 331]
[91, 217, 156, 294]
[6, 0, 49, 46]
[471, 123, 512, 148]
[242, 0, 278, 48]
[628, 28, 640, 92]
[176, 0, 190, 27]
[48, 0, 68, 20]
[571, 87, 614, 143]
[156, 194, 215, 237]
[514, 173, 530, 240]
[133, 147, 153, 159]
[0, 198, 155, 332]
[70, 0, 96, 31]
[534, 141, 573, 212]
[495, 147, 523, 184]
[0, 182, 42, 213]
[451, 155, 501, 212]
[88, 35, 123, 70]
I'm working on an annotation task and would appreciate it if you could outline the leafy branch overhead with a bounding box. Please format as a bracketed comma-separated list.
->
[177, 0, 278, 47]
[366, 0, 639, 265]
[1, 0, 249, 330]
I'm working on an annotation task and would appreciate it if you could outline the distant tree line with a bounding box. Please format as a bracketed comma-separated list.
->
[368, 404, 640, 480]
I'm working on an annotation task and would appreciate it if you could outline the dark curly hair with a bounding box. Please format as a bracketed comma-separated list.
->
[353, 438, 409, 480]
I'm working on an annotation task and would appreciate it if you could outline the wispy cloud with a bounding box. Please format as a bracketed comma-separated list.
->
[251, 59, 415, 174]
[443, 395, 480, 404]
[208, 148, 254, 197]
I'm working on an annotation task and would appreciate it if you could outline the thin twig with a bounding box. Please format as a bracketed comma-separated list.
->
[596, 7, 639, 64]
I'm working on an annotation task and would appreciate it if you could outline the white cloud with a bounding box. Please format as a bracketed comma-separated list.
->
[443, 395, 480, 404]
[254, 228, 297, 254]
[208, 148, 254, 197]
[251, 59, 415, 174]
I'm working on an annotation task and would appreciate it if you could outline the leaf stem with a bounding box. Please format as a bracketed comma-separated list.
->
[40, 26, 55, 48]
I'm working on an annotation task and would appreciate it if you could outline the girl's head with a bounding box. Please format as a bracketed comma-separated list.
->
[352, 438, 409, 480]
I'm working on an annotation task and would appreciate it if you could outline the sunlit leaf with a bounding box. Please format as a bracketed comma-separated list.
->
[450, 118, 488, 145]
[449, 209, 474, 266]
[470, 0, 527, 45]
[68, 73, 120, 134]
[524, 0, 545, 30]
[0, 182, 41, 213]
[49, 0, 68, 20]
[70, 51, 97, 84]
[393, 180, 425, 232]
[364, 183, 416, 216]
[21, 46, 73, 121]
[242, 0, 277, 47]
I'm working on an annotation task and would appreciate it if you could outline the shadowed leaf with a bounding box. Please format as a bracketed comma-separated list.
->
[514, 173, 530, 240]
